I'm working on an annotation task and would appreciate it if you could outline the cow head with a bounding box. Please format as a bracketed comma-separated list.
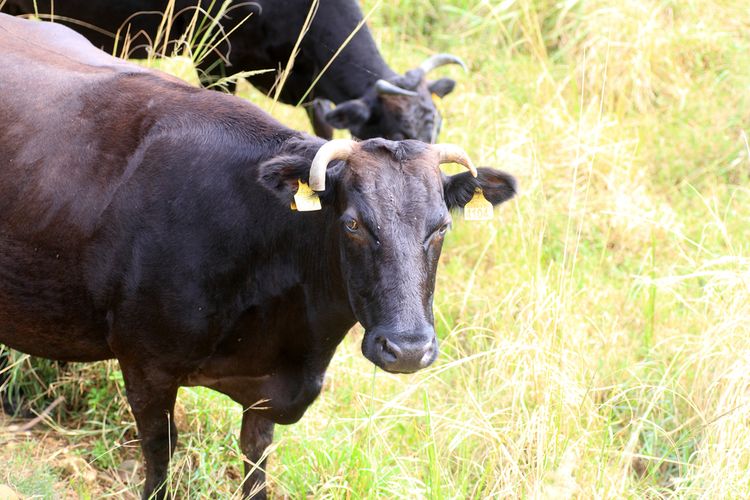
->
[259, 139, 516, 373]
[323, 54, 466, 143]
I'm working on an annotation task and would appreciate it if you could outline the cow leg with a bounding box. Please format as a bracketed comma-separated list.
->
[240, 410, 275, 499]
[307, 99, 335, 140]
[0, 349, 15, 415]
[0, 350, 30, 417]
[120, 365, 179, 500]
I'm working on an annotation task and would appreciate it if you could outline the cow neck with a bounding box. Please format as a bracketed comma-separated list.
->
[302, 3, 398, 103]
[296, 207, 350, 305]
[309, 45, 397, 103]
[267, 199, 355, 335]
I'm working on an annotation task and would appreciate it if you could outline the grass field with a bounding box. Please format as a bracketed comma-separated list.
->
[2, 0, 750, 498]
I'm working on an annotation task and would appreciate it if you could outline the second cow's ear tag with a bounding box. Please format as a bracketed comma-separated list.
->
[464, 187, 493, 221]
[293, 179, 322, 212]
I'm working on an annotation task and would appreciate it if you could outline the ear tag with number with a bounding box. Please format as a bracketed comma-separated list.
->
[464, 187, 493, 221]
[293, 179, 322, 212]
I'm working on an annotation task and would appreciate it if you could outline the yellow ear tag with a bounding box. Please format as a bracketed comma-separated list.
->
[293, 179, 322, 212]
[464, 187, 494, 221]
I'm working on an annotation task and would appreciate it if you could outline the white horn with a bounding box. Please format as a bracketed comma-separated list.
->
[419, 53, 467, 74]
[375, 79, 418, 97]
[433, 144, 478, 177]
[309, 139, 357, 191]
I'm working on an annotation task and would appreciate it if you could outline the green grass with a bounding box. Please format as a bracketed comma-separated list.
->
[3, 0, 750, 497]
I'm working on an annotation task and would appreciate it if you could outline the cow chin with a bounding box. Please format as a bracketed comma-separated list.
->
[361, 327, 438, 374]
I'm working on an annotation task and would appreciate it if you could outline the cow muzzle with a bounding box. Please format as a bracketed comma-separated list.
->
[362, 327, 438, 374]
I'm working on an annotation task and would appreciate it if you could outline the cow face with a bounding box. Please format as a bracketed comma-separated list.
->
[259, 139, 516, 373]
[323, 72, 456, 143]
[323, 54, 466, 143]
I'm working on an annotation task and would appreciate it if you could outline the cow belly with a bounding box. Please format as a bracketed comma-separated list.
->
[0, 238, 111, 362]
[0, 305, 111, 362]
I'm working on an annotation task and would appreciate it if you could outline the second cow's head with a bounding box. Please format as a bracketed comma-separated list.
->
[260, 138, 516, 374]
[324, 54, 466, 143]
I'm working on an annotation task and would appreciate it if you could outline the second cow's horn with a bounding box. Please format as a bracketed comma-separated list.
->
[419, 53, 468, 74]
[375, 79, 418, 97]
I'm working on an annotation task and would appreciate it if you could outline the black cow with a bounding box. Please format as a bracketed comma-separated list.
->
[0, 14, 516, 499]
[1, 0, 466, 142]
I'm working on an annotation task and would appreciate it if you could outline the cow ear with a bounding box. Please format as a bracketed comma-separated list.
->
[443, 167, 517, 210]
[257, 155, 314, 202]
[258, 155, 341, 204]
[428, 78, 456, 98]
[324, 99, 371, 129]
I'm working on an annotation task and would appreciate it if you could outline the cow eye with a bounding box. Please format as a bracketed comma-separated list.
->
[424, 222, 451, 249]
[344, 219, 359, 232]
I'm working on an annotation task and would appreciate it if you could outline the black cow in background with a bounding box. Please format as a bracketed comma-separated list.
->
[1, 0, 466, 142]
[0, 13, 516, 499]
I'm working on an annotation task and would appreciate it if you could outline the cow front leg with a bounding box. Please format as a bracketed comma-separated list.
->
[307, 99, 335, 140]
[0, 350, 16, 415]
[120, 365, 179, 500]
[240, 410, 275, 499]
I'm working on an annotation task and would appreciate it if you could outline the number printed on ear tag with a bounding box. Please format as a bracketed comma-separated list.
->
[464, 187, 494, 221]
[293, 179, 322, 212]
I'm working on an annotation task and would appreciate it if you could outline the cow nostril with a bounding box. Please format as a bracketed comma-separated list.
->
[377, 336, 400, 364]
[420, 344, 434, 367]
[419, 338, 437, 367]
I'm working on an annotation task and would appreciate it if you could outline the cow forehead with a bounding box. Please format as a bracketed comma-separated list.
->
[341, 141, 445, 212]
[381, 81, 435, 114]
[346, 141, 440, 182]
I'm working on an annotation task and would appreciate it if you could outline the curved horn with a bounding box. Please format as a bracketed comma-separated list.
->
[419, 53, 467, 74]
[375, 79, 418, 97]
[309, 139, 357, 191]
[433, 144, 478, 177]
